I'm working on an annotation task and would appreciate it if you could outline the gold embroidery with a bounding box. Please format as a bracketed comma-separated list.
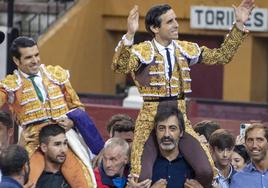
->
[0, 74, 20, 91]
[176, 41, 200, 57]
[150, 76, 166, 85]
[201, 25, 247, 65]
[149, 64, 165, 73]
[132, 41, 154, 63]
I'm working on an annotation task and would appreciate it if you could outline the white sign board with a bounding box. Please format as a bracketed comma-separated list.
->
[191, 6, 268, 32]
[0, 26, 7, 79]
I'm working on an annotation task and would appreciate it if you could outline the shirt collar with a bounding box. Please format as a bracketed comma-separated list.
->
[19, 69, 41, 78]
[158, 152, 183, 162]
[246, 162, 268, 173]
[215, 164, 234, 180]
[153, 39, 174, 52]
[1, 176, 23, 188]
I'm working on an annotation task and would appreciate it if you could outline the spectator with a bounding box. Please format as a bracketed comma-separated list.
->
[0, 112, 14, 182]
[94, 137, 130, 188]
[36, 124, 71, 188]
[106, 114, 134, 138]
[194, 120, 221, 145]
[92, 114, 135, 168]
[231, 145, 250, 171]
[230, 124, 268, 188]
[127, 105, 203, 188]
[111, 119, 135, 147]
[0, 145, 32, 188]
[209, 129, 236, 188]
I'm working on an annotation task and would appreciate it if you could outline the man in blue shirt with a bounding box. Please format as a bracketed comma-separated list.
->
[230, 124, 268, 188]
[126, 105, 204, 188]
[0, 145, 31, 188]
[151, 104, 203, 188]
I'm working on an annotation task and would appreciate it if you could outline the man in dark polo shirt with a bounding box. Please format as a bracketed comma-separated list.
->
[151, 104, 204, 188]
[36, 125, 70, 188]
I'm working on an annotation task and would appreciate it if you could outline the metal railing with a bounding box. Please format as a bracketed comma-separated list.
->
[16, 0, 77, 39]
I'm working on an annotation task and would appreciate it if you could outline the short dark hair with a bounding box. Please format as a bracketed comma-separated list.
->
[154, 103, 185, 132]
[39, 124, 65, 145]
[0, 111, 13, 129]
[106, 114, 134, 134]
[245, 123, 268, 141]
[209, 129, 235, 150]
[112, 119, 135, 136]
[234, 144, 250, 164]
[194, 120, 220, 141]
[10, 36, 37, 59]
[145, 4, 172, 36]
[0, 144, 29, 176]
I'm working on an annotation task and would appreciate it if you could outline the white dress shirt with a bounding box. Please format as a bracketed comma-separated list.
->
[123, 35, 176, 80]
[19, 70, 47, 102]
[153, 39, 175, 79]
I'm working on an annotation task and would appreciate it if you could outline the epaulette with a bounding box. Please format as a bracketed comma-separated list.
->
[0, 71, 22, 92]
[175, 40, 201, 59]
[132, 41, 154, 64]
[41, 64, 70, 85]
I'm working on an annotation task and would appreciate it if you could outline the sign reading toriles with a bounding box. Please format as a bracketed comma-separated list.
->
[190, 6, 268, 32]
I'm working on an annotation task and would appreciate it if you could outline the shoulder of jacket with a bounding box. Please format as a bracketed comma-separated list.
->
[0, 70, 22, 92]
[174, 40, 201, 59]
[41, 64, 70, 85]
[131, 41, 154, 64]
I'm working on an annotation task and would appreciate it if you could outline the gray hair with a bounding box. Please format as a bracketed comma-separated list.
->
[104, 137, 130, 156]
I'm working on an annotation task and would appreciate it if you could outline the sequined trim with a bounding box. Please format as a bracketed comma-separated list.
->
[41, 64, 70, 85]
[132, 41, 154, 64]
[0, 70, 22, 92]
[174, 41, 201, 60]
[20, 97, 39, 105]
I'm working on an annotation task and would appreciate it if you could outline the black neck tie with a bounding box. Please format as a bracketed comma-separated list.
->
[165, 48, 172, 79]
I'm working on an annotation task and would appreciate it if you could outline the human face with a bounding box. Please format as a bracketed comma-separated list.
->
[156, 115, 182, 152]
[13, 45, 41, 75]
[103, 146, 128, 177]
[211, 147, 233, 168]
[231, 151, 246, 171]
[113, 131, 134, 148]
[41, 133, 68, 165]
[245, 128, 268, 163]
[0, 122, 12, 154]
[153, 9, 179, 46]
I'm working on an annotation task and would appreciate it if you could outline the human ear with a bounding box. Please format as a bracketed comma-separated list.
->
[150, 25, 159, 34]
[12, 57, 20, 67]
[40, 143, 47, 153]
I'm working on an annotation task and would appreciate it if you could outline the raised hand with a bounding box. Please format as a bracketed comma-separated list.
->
[233, 0, 255, 32]
[126, 5, 139, 40]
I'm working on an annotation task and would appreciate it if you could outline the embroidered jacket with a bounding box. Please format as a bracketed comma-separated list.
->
[0, 64, 83, 127]
[112, 25, 247, 98]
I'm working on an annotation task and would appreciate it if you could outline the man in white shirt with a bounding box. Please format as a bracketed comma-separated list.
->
[112, 0, 255, 187]
[0, 36, 99, 187]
